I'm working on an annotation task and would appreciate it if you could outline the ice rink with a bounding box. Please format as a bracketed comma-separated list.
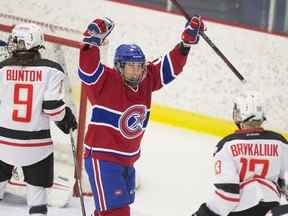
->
[0, 0, 287, 215]
[0, 122, 218, 216]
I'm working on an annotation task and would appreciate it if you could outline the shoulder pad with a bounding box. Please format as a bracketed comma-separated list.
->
[35, 59, 64, 73]
[0, 57, 64, 73]
[214, 133, 239, 156]
[263, 130, 288, 144]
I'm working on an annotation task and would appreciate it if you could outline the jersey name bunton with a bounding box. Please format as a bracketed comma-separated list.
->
[6, 69, 42, 82]
[230, 143, 279, 157]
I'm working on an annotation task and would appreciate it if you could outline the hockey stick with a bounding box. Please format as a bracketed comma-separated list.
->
[70, 131, 87, 216]
[170, 0, 246, 83]
[52, 43, 87, 213]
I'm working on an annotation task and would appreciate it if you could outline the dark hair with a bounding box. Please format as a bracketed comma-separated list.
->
[10, 49, 41, 66]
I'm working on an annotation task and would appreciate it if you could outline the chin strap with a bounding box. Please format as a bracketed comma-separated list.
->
[242, 115, 256, 124]
[237, 114, 267, 130]
[124, 78, 139, 88]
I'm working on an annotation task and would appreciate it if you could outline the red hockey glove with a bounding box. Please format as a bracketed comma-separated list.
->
[181, 15, 205, 46]
[83, 17, 114, 47]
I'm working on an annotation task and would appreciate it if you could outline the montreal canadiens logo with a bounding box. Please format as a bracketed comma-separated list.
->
[119, 105, 147, 139]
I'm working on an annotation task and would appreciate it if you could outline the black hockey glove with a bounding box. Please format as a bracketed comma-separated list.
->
[192, 203, 220, 216]
[268, 204, 288, 216]
[55, 107, 77, 134]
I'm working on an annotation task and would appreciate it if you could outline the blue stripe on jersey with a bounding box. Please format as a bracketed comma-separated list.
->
[91, 107, 120, 128]
[78, 63, 104, 84]
[162, 54, 175, 85]
[91, 106, 150, 130]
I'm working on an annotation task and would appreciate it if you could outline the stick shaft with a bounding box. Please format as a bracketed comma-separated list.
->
[170, 0, 246, 83]
[70, 132, 87, 216]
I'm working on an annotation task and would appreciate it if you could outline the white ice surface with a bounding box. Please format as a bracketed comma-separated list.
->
[0, 122, 217, 216]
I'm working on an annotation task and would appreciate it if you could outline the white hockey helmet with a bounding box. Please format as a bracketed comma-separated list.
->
[233, 91, 266, 126]
[8, 23, 44, 52]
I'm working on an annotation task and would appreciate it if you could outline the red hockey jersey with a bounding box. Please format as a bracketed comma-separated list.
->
[78, 44, 189, 166]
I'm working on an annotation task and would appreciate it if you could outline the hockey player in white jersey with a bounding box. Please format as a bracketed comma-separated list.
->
[191, 91, 288, 216]
[0, 23, 77, 215]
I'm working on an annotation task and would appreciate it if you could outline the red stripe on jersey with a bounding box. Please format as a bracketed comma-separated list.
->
[0, 140, 53, 147]
[8, 180, 70, 191]
[45, 107, 65, 116]
[8, 180, 26, 187]
[93, 159, 107, 211]
[235, 128, 264, 134]
[215, 191, 240, 202]
[240, 178, 280, 197]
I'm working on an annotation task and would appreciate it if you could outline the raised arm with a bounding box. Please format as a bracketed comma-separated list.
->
[78, 18, 114, 90]
[148, 16, 205, 91]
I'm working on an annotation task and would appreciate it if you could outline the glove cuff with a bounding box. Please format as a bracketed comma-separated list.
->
[196, 203, 220, 216]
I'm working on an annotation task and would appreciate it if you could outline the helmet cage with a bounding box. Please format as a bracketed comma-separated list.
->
[232, 91, 266, 128]
[8, 23, 44, 54]
[123, 62, 146, 87]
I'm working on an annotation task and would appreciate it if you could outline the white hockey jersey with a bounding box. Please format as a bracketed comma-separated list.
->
[207, 128, 288, 216]
[0, 56, 66, 166]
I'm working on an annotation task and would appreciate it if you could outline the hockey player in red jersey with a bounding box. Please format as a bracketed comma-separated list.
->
[0, 23, 77, 216]
[78, 16, 205, 216]
[191, 91, 288, 216]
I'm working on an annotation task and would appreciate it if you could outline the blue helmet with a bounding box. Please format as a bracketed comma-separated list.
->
[114, 44, 145, 67]
[114, 44, 146, 87]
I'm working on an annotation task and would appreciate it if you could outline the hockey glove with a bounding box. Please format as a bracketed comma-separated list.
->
[55, 107, 77, 134]
[83, 17, 115, 47]
[192, 203, 220, 216]
[181, 15, 205, 46]
[278, 178, 288, 201]
[266, 205, 288, 216]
